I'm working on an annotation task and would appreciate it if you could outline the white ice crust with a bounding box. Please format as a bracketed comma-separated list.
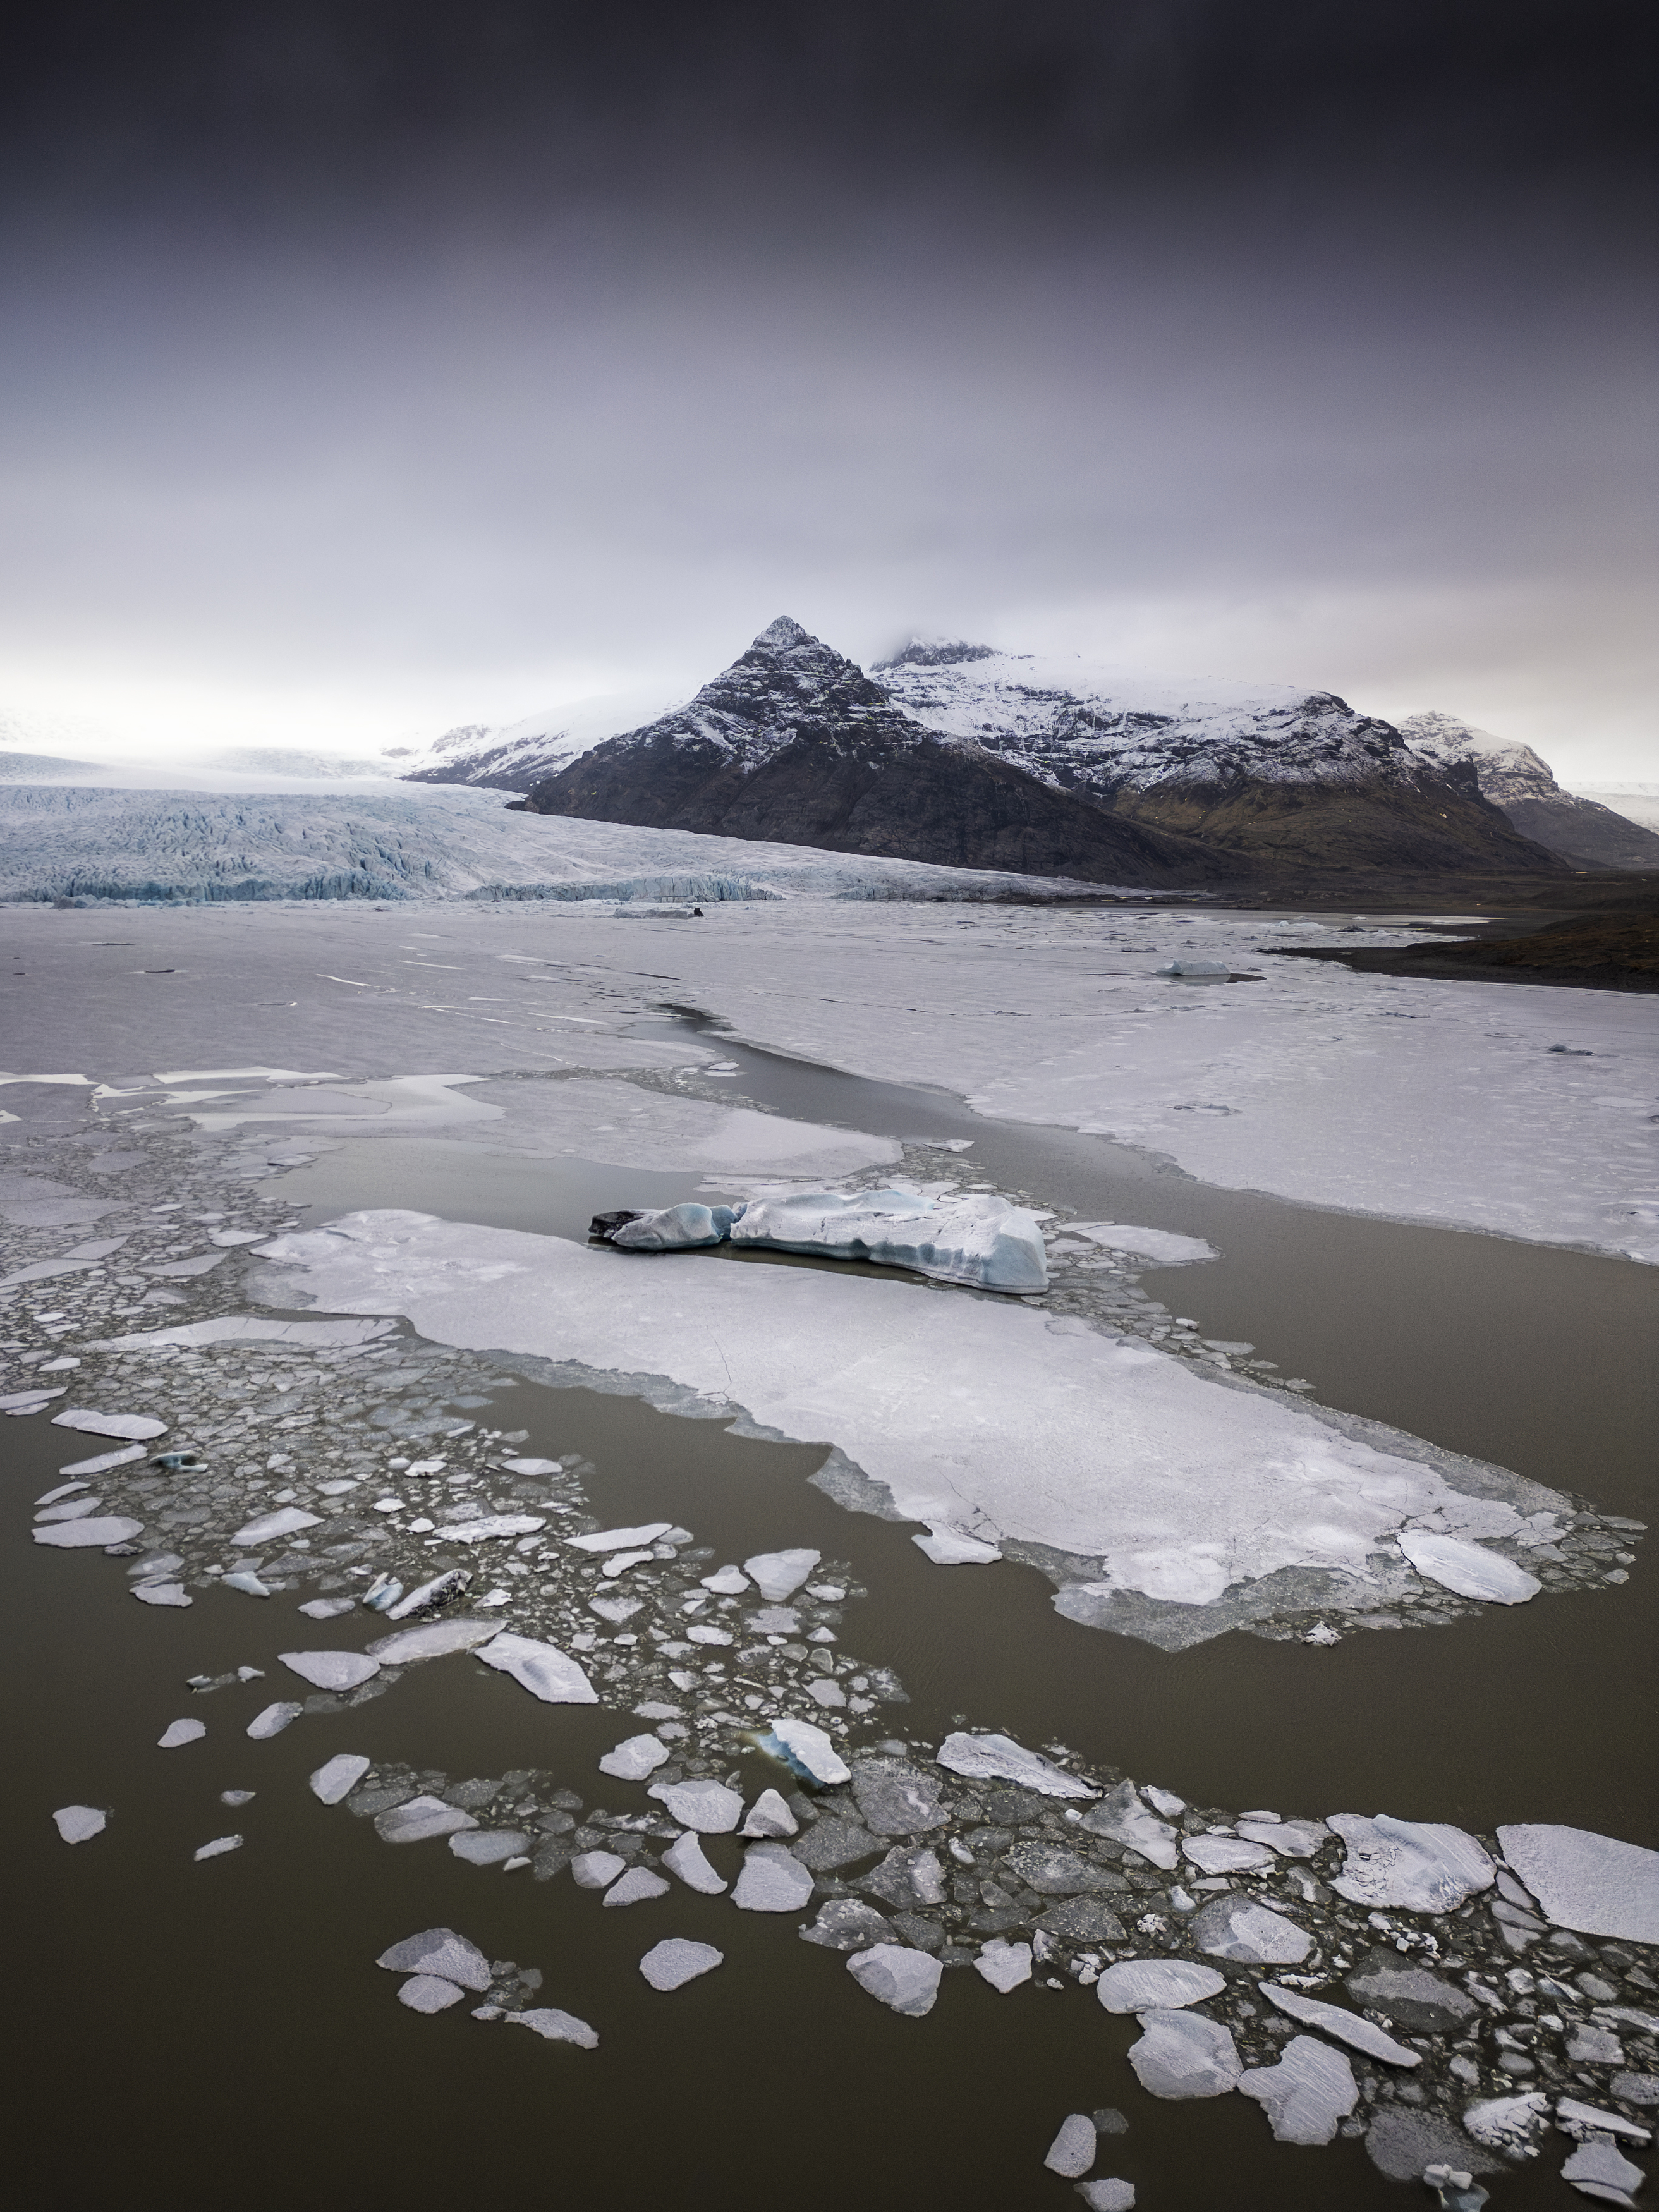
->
[1327, 1814, 1495, 1912]
[253, 1208, 1547, 1616]
[1495, 1825, 1659, 1945]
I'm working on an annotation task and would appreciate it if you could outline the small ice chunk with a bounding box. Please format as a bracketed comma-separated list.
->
[246, 1701, 303, 1739]
[133, 1580, 191, 1607]
[571, 1851, 628, 1890]
[158, 1718, 206, 1749]
[505, 2008, 598, 2048]
[975, 1939, 1034, 1993]
[1182, 1835, 1276, 1875]
[801, 1899, 898, 1952]
[33, 1516, 145, 1548]
[847, 1944, 943, 2017]
[222, 1571, 271, 1598]
[640, 1939, 723, 1991]
[760, 1717, 851, 1787]
[1143, 1786, 1186, 1817]
[1239, 2036, 1359, 2145]
[1398, 1531, 1541, 1605]
[1081, 1781, 1180, 1869]
[279, 1650, 380, 1692]
[604, 1866, 671, 1907]
[598, 1734, 669, 1782]
[434, 1514, 545, 1543]
[936, 1732, 1097, 1799]
[1045, 2115, 1097, 2177]
[700, 1565, 750, 1594]
[592, 1595, 647, 1626]
[913, 1524, 1003, 1565]
[732, 1842, 813, 1912]
[398, 1974, 465, 2014]
[1555, 2098, 1653, 2145]
[1561, 2137, 1646, 2204]
[1327, 1813, 1494, 1912]
[648, 1778, 745, 1833]
[231, 1506, 322, 1547]
[309, 1754, 371, 1804]
[741, 1788, 798, 1838]
[384, 1569, 475, 1620]
[1127, 2010, 1243, 2098]
[52, 1407, 168, 1439]
[365, 1618, 503, 1663]
[601, 1549, 655, 1577]
[1261, 1983, 1422, 2067]
[1496, 1825, 1659, 1945]
[746, 1607, 801, 1634]
[633, 1701, 684, 1722]
[1461, 2093, 1550, 2153]
[684, 1623, 732, 1645]
[53, 1804, 107, 1844]
[497, 1456, 559, 1474]
[742, 1548, 821, 1601]
[375, 1796, 479, 1845]
[1097, 1959, 1225, 2014]
[1074, 2185, 1135, 2212]
[35, 1480, 92, 1505]
[476, 1631, 597, 1705]
[1236, 1816, 1329, 1858]
[565, 1521, 673, 1553]
[36, 1496, 104, 1522]
[298, 1597, 357, 1620]
[663, 1832, 727, 1894]
[193, 1834, 243, 1861]
[450, 1829, 532, 1865]
[1191, 1895, 1311, 1965]
[221, 1790, 255, 1806]
[56, 1443, 147, 1476]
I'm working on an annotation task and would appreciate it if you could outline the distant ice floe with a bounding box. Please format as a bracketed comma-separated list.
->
[1067, 1224, 1219, 1268]
[255, 1208, 1572, 1646]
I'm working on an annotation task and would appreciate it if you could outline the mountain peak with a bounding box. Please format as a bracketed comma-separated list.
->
[875, 638, 999, 670]
[752, 615, 813, 652]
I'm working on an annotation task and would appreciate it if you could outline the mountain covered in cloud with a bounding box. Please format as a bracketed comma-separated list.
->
[515, 618, 1233, 887]
[518, 619, 1562, 884]
[1397, 711, 1659, 871]
[391, 685, 687, 792]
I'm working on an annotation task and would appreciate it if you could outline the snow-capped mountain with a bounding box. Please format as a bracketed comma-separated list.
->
[391, 686, 686, 792]
[518, 617, 1235, 888]
[1397, 711, 1659, 871]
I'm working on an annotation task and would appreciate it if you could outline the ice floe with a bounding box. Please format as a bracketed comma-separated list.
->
[1328, 1814, 1494, 1911]
[1069, 1224, 1218, 1268]
[51, 1407, 167, 1440]
[505, 2008, 598, 2048]
[743, 1548, 821, 1601]
[603, 1866, 671, 1907]
[34, 1515, 144, 1547]
[851, 1760, 948, 1835]
[599, 1734, 670, 1782]
[1189, 1895, 1311, 1964]
[56, 1444, 147, 1476]
[847, 1943, 942, 2017]
[1127, 2010, 1243, 2098]
[1561, 2136, 1646, 2204]
[801, 1899, 897, 1951]
[399, 1974, 466, 2013]
[1261, 1983, 1422, 2067]
[640, 1939, 723, 1991]
[663, 1832, 727, 1893]
[158, 1718, 206, 1749]
[434, 1513, 545, 1543]
[231, 1506, 322, 1547]
[475, 1632, 597, 1703]
[1081, 1782, 1180, 1869]
[278, 1650, 379, 1691]
[1239, 2036, 1359, 2144]
[1044, 2114, 1097, 2176]
[936, 1732, 1097, 1799]
[572, 1850, 627, 1890]
[975, 1938, 1034, 1993]
[310, 1754, 372, 1804]
[194, 1835, 243, 1861]
[451, 1829, 532, 1865]
[1397, 1531, 1541, 1605]
[1496, 1825, 1659, 1944]
[52, 1804, 107, 1844]
[741, 1789, 798, 1838]
[1096, 1959, 1225, 2013]
[913, 1524, 1003, 1564]
[732, 1842, 813, 1912]
[246, 1701, 303, 1738]
[1075, 2185, 1136, 2211]
[1181, 1835, 1275, 1875]
[2, 1385, 68, 1411]
[375, 1795, 477, 1844]
[298, 1596, 356, 1620]
[762, 1718, 850, 1787]
[1555, 2098, 1653, 2146]
[364, 1617, 503, 1663]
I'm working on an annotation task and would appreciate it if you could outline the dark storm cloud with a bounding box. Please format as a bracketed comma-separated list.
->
[1, 4, 1653, 767]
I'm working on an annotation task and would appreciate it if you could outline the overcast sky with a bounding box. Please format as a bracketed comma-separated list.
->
[2, 3, 1653, 775]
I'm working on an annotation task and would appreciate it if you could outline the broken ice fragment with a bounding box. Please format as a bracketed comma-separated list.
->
[1081, 1782, 1179, 1868]
[1239, 2036, 1359, 2145]
[1181, 1834, 1276, 1875]
[571, 1850, 628, 1890]
[975, 1939, 1034, 1993]
[732, 1842, 813, 1912]
[1045, 2115, 1097, 2178]
[222, 1571, 272, 1598]
[663, 1832, 727, 1894]
[504, 2008, 598, 2048]
[640, 1939, 723, 1991]
[365, 1618, 502, 1663]
[398, 1974, 466, 2014]
[1260, 1983, 1422, 2067]
[1074, 2185, 1135, 2212]
[52, 1804, 107, 1844]
[311, 1754, 372, 1804]
[700, 1565, 750, 1594]
[384, 1568, 473, 1621]
[1495, 1825, 1659, 1945]
[133, 1580, 191, 1607]
[936, 1732, 1097, 1799]
[603, 1866, 671, 1907]
[1236, 1816, 1329, 1858]
[758, 1718, 850, 1787]
[646, 1778, 745, 1833]
[741, 1788, 798, 1838]
[450, 1830, 532, 1866]
[35, 1497, 103, 1522]
[847, 1944, 942, 2017]
[158, 1718, 207, 1749]
[1555, 2099, 1653, 2145]
[913, 1524, 1003, 1565]
[475, 1631, 597, 1704]
[1097, 1960, 1225, 2014]
[598, 1734, 670, 1782]
[375, 1795, 477, 1845]
[193, 1834, 243, 1861]
[279, 1650, 380, 1691]
[742, 1548, 821, 1601]
[565, 1522, 673, 1553]
[1560, 2137, 1646, 2205]
[1461, 2093, 1550, 2154]
[684, 1622, 731, 1644]
[800, 1899, 897, 1951]
[246, 1702, 303, 1739]
[56, 1443, 147, 1476]
[51, 1407, 167, 1440]
[231, 1506, 322, 1547]
[298, 1597, 356, 1620]
[33, 1515, 145, 1548]
[1397, 1531, 1541, 1605]
[850, 1758, 948, 1835]
[1126, 2010, 1243, 2098]
[1190, 1895, 1311, 1965]
[1327, 1814, 1494, 1911]
[433, 1514, 545, 1543]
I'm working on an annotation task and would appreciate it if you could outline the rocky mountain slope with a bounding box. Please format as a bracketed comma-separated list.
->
[392, 686, 684, 792]
[877, 643, 1563, 877]
[518, 619, 1236, 887]
[1398, 711, 1659, 870]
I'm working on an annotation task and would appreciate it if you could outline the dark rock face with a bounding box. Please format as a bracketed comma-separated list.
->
[1500, 793, 1659, 871]
[520, 618, 1238, 888]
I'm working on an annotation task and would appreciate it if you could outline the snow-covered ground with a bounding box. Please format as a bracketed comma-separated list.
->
[1571, 782, 1659, 834]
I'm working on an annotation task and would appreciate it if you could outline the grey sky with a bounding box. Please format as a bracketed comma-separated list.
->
[2, 4, 1652, 775]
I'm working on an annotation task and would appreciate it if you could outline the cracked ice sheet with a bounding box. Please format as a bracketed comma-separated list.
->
[526, 903, 1656, 1263]
[255, 1208, 1564, 1631]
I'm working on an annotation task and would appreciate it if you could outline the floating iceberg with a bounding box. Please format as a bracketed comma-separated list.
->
[602, 1203, 738, 1250]
[504, 2008, 598, 2049]
[1127, 2010, 1243, 2098]
[743, 1549, 820, 1601]
[365, 1617, 502, 1663]
[51, 1407, 167, 1440]
[399, 1974, 466, 2013]
[599, 1734, 670, 1782]
[648, 1778, 745, 1832]
[475, 1632, 597, 1704]
[158, 1718, 207, 1749]
[730, 1189, 1048, 1293]
[759, 1717, 850, 1787]
[53, 1804, 107, 1844]
[1097, 1960, 1225, 2014]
